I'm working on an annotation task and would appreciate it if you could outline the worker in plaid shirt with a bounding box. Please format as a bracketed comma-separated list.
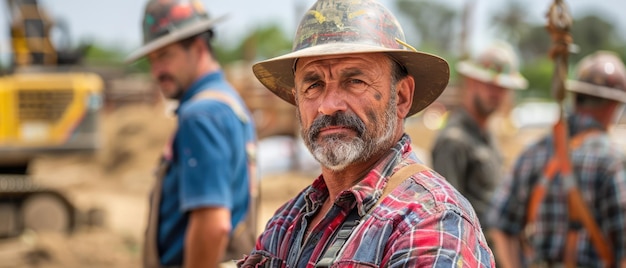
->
[237, 0, 495, 267]
[488, 51, 626, 268]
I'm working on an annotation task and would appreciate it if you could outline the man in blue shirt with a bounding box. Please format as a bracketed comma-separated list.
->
[126, 1, 257, 267]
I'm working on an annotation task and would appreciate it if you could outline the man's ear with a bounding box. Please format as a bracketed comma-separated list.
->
[396, 75, 415, 118]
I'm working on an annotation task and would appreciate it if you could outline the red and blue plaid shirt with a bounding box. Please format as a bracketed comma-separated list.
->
[239, 134, 494, 267]
[488, 114, 626, 267]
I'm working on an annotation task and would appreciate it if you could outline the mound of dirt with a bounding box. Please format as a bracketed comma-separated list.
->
[0, 229, 140, 268]
[100, 104, 175, 170]
[30, 103, 176, 193]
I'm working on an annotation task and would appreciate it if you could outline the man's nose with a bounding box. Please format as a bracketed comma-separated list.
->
[318, 85, 348, 116]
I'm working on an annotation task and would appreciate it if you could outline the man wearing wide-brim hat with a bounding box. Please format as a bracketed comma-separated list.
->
[127, 1, 257, 267]
[238, 0, 495, 266]
[431, 40, 527, 254]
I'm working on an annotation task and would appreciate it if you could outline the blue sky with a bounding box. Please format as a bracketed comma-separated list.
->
[1, 0, 625, 64]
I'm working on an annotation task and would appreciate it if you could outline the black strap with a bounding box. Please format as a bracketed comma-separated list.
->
[315, 208, 360, 268]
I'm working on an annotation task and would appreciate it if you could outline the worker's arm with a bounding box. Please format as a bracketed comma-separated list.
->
[489, 229, 522, 268]
[184, 207, 231, 268]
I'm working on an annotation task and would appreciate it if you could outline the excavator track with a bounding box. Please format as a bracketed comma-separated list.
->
[0, 175, 76, 238]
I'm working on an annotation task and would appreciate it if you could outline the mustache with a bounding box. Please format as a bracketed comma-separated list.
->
[157, 74, 174, 83]
[308, 112, 366, 140]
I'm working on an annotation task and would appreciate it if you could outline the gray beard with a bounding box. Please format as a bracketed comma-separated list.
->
[301, 100, 397, 171]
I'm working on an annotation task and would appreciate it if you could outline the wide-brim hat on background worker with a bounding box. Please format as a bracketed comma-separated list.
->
[456, 40, 528, 90]
[252, 0, 450, 117]
[125, 0, 226, 63]
[566, 50, 626, 103]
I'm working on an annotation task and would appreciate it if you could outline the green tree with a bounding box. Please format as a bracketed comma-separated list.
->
[394, 0, 459, 54]
[518, 57, 554, 99]
[490, 1, 529, 46]
[117, 24, 293, 73]
[84, 44, 127, 66]
[570, 15, 624, 63]
[515, 13, 626, 100]
[517, 26, 551, 63]
[215, 23, 292, 65]
[518, 14, 625, 63]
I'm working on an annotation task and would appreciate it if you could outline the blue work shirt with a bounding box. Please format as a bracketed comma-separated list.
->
[158, 71, 256, 265]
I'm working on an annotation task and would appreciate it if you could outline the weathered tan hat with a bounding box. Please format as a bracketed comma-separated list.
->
[125, 0, 226, 63]
[456, 40, 528, 90]
[252, 0, 450, 117]
[566, 50, 626, 103]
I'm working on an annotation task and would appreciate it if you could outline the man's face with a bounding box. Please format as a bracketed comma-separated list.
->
[469, 78, 508, 117]
[147, 42, 197, 99]
[292, 53, 400, 171]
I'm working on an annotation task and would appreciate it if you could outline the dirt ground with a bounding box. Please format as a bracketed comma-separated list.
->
[0, 103, 315, 268]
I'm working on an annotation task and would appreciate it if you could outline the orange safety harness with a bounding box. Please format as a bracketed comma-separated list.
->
[524, 122, 614, 267]
[523, 1, 615, 267]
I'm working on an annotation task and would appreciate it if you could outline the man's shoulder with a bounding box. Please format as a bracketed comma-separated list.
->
[391, 168, 480, 223]
[434, 123, 474, 146]
[179, 89, 246, 118]
[572, 132, 626, 169]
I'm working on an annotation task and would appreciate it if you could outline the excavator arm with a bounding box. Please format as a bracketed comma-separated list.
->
[7, 0, 58, 66]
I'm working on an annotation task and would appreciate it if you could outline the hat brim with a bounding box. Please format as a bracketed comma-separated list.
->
[252, 43, 450, 117]
[567, 80, 626, 103]
[456, 61, 528, 90]
[125, 15, 227, 63]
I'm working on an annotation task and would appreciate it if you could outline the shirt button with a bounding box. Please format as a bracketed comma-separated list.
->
[188, 158, 197, 167]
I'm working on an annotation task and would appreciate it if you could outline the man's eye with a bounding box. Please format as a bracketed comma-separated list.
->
[346, 79, 368, 91]
[348, 79, 365, 85]
[155, 52, 170, 62]
[305, 82, 322, 91]
[302, 82, 322, 97]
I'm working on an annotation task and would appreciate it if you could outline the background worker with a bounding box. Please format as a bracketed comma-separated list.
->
[431, 40, 528, 228]
[126, 0, 257, 267]
[489, 51, 626, 268]
[237, 0, 494, 266]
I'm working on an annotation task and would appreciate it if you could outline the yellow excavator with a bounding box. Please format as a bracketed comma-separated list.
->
[0, 0, 104, 238]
